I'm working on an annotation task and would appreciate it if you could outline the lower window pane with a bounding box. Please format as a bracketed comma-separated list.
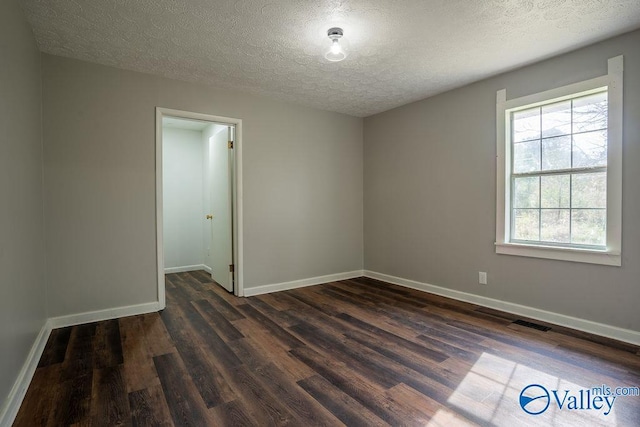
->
[513, 209, 540, 241]
[541, 175, 570, 208]
[572, 172, 606, 208]
[571, 209, 606, 246]
[541, 209, 570, 243]
[514, 176, 540, 208]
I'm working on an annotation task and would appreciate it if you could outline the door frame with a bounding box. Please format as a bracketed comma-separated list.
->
[155, 107, 244, 308]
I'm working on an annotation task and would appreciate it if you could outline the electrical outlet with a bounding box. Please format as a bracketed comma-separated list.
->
[479, 271, 487, 285]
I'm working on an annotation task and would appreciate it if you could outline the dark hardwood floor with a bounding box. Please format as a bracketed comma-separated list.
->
[14, 272, 640, 426]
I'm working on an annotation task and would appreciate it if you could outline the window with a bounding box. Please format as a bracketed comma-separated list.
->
[496, 56, 623, 266]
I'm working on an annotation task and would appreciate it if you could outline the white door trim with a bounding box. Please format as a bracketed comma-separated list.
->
[155, 107, 244, 307]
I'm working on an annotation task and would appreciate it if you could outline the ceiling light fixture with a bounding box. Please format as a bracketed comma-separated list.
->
[324, 27, 349, 62]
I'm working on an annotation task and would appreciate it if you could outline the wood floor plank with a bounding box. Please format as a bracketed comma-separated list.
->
[180, 273, 215, 298]
[327, 282, 428, 309]
[16, 271, 640, 427]
[60, 323, 97, 381]
[286, 289, 341, 316]
[249, 362, 343, 426]
[91, 365, 131, 426]
[236, 303, 304, 349]
[137, 313, 176, 357]
[38, 327, 72, 367]
[244, 296, 300, 328]
[352, 277, 478, 313]
[289, 345, 411, 425]
[161, 301, 236, 407]
[202, 289, 246, 320]
[13, 365, 61, 426]
[188, 270, 214, 285]
[227, 333, 315, 381]
[289, 320, 401, 389]
[93, 319, 124, 369]
[167, 297, 242, 370]
[180, 270, 206, 286]
[384, 383, 443, 423]
[336, 312, 450, 362]
[166, 274, 201, 302]
[344, 328, 458, 382]
[128, 385, 174, 427]
[256, 292, 300, 312]
[225, 337, 268, 372]
[223, 365, 299, 426]
[191, 299, 244, 341]
[448, 318, 637, 383]
[153, 353, 215, 426]
[297, 375, 385, 427]
[289, 345, 387, 397]
[46, 373, 92, 426]
[119, 316, 161, 393]
[165, 276, 176, 289]
[268, 291, 321, 312]
[293, 323, 460, 406]
[183, 318, 241, 371]
[210, 400, 258, 427]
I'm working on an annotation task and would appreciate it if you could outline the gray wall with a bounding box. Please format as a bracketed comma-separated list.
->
[42, 54, 363, 317]
[0, 0, 47, 411]
[364, 29, 640, 331]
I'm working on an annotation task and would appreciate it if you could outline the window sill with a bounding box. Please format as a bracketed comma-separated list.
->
[495, 242, 621, 266]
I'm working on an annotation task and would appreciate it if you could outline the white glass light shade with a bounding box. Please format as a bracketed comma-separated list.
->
[323, 27, 349, 62]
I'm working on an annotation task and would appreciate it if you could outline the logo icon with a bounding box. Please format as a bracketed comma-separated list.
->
[520, 384, 551, 415]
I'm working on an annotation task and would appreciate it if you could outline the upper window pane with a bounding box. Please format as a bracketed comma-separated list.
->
[513, 108, 540, 142]
[513, 140, 540, 173]
[573, 130, 607, 168]
[541, 101, 571, 138]
[573, 92, 608, 133]
[541, 136, 571, 171]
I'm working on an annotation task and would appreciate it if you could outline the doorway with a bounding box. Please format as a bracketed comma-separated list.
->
[155, 108, 243, 309]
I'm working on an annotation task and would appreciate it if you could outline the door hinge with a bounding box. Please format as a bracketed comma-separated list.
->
[229, 264, 235, 273]
[228, 140, 234, 149]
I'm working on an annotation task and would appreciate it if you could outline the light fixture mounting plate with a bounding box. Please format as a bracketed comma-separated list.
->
[327, 27, 343, 38]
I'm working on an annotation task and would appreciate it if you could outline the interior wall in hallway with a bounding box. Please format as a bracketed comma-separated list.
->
[162, 127, 204, 270]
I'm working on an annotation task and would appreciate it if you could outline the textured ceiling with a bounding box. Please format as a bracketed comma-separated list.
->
[20, 0, 640, 117]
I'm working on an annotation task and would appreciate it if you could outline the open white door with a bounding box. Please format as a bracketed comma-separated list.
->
[206, 126, 234, 292]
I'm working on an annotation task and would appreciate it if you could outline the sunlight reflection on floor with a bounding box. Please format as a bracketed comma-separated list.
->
[429, 352, 620, 426]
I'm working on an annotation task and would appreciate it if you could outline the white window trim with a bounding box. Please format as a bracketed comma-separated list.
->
[496, 56, 623, 266]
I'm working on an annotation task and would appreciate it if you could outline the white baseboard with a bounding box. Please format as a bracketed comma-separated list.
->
[164, 264, 207, 274]
[0, 319, 52, 427]
[48, 301, 161, 329]
[364, 270, 640, 346]
[203, 265, 212, 274]
[244, 270, 365, 297]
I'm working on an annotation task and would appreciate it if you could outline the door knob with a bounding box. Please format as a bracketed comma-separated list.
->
[206, 214, 213, 220]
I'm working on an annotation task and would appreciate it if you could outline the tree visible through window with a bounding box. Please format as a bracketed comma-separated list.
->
[510, 91, 608, 247]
